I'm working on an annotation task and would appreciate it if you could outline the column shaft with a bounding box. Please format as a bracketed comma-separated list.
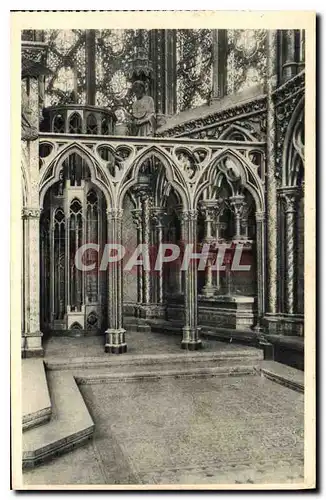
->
[22, 208, 43, 357]
[280, 188, 300, 315]
[212, 30, 228, 99]
[142, 196, 151, 305]
[266, 30, 278, 316]
[105, 209, 127, 354]
[181, 210, 202, 350]
[282, 30, 298, 82]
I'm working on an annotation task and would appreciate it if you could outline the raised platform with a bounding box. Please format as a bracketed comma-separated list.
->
[22, 359, 51, 431]
[23, 371, 94, 468]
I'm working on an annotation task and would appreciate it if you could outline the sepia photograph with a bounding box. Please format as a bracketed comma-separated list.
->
[11, 10, 315, 490]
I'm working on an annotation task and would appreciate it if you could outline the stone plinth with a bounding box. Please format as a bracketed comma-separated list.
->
[198, 295, 255, 331]
[167, 294, 255, 332]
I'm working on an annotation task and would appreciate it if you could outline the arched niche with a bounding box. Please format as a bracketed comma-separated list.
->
[40, 152, 108, 336]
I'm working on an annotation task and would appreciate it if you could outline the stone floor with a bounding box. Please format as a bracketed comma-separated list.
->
[23, 372, 304, 486]
[43, 330, 259, 359]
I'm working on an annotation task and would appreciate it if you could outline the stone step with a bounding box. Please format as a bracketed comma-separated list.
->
[23, 371, 94, 468]
[148, 319, 258, 343]
[74, 364, 258, 385]
[45, 346, 263, 372]
[260, 360, 304, 393]
[22, 359, 52, 431]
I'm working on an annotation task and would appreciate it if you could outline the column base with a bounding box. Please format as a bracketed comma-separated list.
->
[22, 332, 44, 358]
[259, 340, 275, 361]
[181, 340, 202, 351]
[201, 285, 217, 298]
[105, 344, 127, 354]
[181, 327, 202, 350]
[104, 328, 127, 354]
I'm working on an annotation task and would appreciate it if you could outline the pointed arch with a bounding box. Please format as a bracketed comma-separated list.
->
[282, 96, 304, 187]
[39, 142, 113, 208]
[118, 145, 190, 210]
[219, 124, 257, 142]
[21, 159, 30, 208]
[86, 113, 98, 135]
[53, 113, 65, 133]
[194, 148, 264, 212]
[68, 112, 82, 134]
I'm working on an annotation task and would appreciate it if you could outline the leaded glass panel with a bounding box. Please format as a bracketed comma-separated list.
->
[227, 30, 267, 95]
[176, 29, 213, 113]
[95, 29, 144, 110]
[43, 30, 86, 106]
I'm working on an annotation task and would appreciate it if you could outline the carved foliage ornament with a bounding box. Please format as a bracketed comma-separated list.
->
[22, 207, 42, 219]
[158, 96, 266, 140]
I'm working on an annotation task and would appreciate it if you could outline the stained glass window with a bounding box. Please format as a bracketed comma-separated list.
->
[226, 30, 267, 95]
[38, 28, 267, 113]
[95, 29, 144, 110]
[176, 30, 213, 113]
[43, 30, 86, 106]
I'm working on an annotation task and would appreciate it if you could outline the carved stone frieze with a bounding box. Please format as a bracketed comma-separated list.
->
[157, 96, 267, 141]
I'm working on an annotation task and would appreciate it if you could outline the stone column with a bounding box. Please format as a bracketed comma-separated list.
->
[181, 210, 202, 350]
[105, 208, 127, 354]
[141, 194, 152, 306]
[22, 207, 43, 357]
[152, 208, 166, 305]
[131, 209, 143, 315]
[279, 187, 301, 315]
[85, 30, 96, 105]
[200, 200, 216, 298]
[298, 30, 305, 72]
[212, 30, 228, 100]
[21, 75, 43, 357]
[164, 30, 177, 116]
[254, 211, 266, 330]
[266, 30, 279, 326]
[230, 195, 246, 239]
[282, 30, 298, 82]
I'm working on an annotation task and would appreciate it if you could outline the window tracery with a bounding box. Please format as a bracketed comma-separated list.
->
[226, 30, 267, 95]
[176, 29, 213, 112]
[43, 30, 86, 106]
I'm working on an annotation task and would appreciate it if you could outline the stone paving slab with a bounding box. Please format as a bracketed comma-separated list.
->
[22, 359, 52, 431]
[23, 373, 303, 485]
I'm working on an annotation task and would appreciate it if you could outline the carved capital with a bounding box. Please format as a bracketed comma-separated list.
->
[255, 211, 266, 223]
[151, 208, 166, 228]
[106, 208, 123, 221]
[199, 200, 217, 221]
[229, 195, 246, 216]
[22, 207, 42, 219]
[131, 209, 142, 229]
[133, 184, 153, 202]
[180, 210, 198, 222]
[279, 187, 301, 214]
